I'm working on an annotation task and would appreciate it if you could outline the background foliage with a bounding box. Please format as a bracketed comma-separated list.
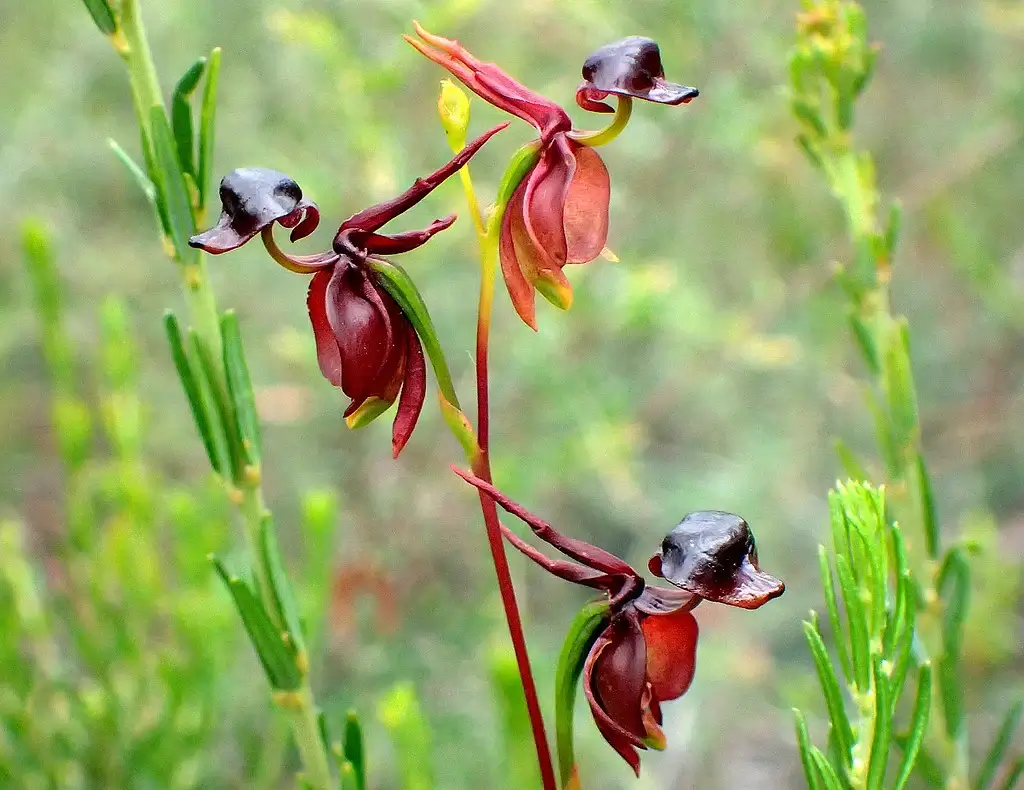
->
[1, 0, 1022, 787]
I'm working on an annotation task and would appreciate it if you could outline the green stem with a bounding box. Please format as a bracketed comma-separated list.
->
[569, 97, 633, 148]
[282, 685, 334, 790]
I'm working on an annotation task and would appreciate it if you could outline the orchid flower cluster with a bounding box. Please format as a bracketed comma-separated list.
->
[191, 24, 784, 786]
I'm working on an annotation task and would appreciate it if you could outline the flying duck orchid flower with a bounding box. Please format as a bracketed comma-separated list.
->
[406, 25, 698, 329]
[451, 468, 784, 776]
[189, 124, 505, 457]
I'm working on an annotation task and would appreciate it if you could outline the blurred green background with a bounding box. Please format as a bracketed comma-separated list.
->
[2, 0, 1023, 787]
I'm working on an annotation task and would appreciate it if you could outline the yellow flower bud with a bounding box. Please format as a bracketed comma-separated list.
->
[437, 78, 470, 151]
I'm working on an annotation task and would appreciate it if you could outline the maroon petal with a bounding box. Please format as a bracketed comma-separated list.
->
[522, 135, 576, 275]
[324, 268, 391, 403]
[641, 607, 698, 702]
[190, 168, 318, 253]
[591, 614, 648, 742]
[499, 179, 538, 329]
[307, 269, 344, 387]
[583, 623, 646, 776]
[406, 24, 571, 143]
[336, 124, 505, 238]
[563, 142, 611, 264]
[578, 37, 699, 108]
[653, 511, 786, 609]
[391, 326, 426, 458]
[354, 215, 457, 256]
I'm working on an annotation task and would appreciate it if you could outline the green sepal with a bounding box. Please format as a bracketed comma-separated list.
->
[80, 0, 117, 35]
[365, 258, 459, 408]
[221, 310, 262, 466]
[439, 391, 480, 463]
[975, 698, 1024, 790]
[803, 617, 853, 766]
[164, 311, 227, 475]
[198, 47, 222, 216]
[149, 105, 197, 265]
[171, 56, 207, 179]
[342, 711, 366, 790]
[211, 555, 301, 690]
[258, 514, 306, 662]
[344, 396, 393, 430]
[555, 600, 609, 789]
[491, 143, 542, 226]
[892, 663, 933, 790]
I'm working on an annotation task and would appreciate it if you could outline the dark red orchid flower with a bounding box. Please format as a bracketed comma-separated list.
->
[452, 467, 784, 775]
[189, 125, 505, 457]
[407, 25, 698, 330]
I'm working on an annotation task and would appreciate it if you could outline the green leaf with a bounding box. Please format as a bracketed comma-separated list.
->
[916, 453, 939, 558]
[883, 320, 920, 454]
[365, 259, 460, 409]
[975, 699, 1024, 790]
[834, 553, 870, 692]
[794, 709, 825, 790]
[171, 56, 207, 178]
[810, 746, 846, 790]
[866, 659, 892, 790]
[818, 546, 853, 684]
[149, 105, 197, 264]
[555, 600, 609, 788]
[340, 761, 360, 790]
[892, 663, 933, 790]
[998, 757, 1024, 790]
[108, 138, 156, 205]
[490, 646, 541, 790]
[80, 0, 117, 35]
[849, 313, 880, 375]
[341, 711, 366, 790]
[198, 47, 222, 215]
[212, 556, 301, 690]
[377, 684, 433, 790]
[164, 311, 227, 474]
[834, 441, 869, 482]
[803, 619, 853, 767]
[939, 547, 970, 663]
[884, 201, 903, 260]
[190, 328, 243, 480]
[221, 310, 262, 466]
[258, 514, 306, 661]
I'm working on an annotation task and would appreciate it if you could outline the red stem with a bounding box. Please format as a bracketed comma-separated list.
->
[474, 316, 557, 790]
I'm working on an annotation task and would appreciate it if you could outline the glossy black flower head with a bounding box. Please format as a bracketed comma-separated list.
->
[187, 124, 506, 457]
[577, 36, 700, 113]
[452, 467, 784, 775]
[191, 167, 321, 254]
[648, 511, 786, 609]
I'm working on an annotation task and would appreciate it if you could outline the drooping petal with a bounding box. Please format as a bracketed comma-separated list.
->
[591, 614, 648, 742]
[336, 124, 506, 237]
[653, 511, 786, 609]
[392, 326, 426, 458]
[578, 37, 699, 108]
[190, 168, 317, 253]
[406, 23, 571, 143]
[307, 269, 344, 388]
[324, 268, 391, 403]
[499, 179, 538, 329]
[583, 624, 646, 776]
[522, 134, 576, 275]
[641, 607, 698, 702]
[563, 142, 610, 264]
[350, 215, 456, 257]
